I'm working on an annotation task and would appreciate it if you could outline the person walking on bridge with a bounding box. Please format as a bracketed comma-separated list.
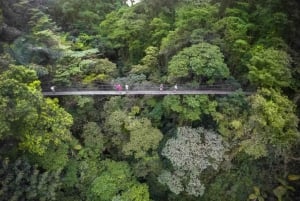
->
[50, 86, 55, 94]
[115, 84, 122, 91]
[174, 84, 178, 91]
[160, 84, 163, 91]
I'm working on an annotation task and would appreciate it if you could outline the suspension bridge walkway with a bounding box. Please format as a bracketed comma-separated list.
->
[42, 84, 251, 96]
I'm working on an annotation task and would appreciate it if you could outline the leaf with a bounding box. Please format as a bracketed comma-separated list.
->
[276, 178, 288, 186]
[248, 193, 257, 199]
[253, 186, 260, 195]
[288, 174, 300, 181]
[73, 144, 82, 150]
[273, 186, 287, 201]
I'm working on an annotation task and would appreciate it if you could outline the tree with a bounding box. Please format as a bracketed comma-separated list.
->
[242, 88, 299, 157]
[101, 97, 164, 179]
[0, 65, 73, 156]
[0, 157, 62, 201]
[213, 4, 252, 78]
[48, 0, 125, 33]
[248, 1, 289, 45]
[159, 3, 218, 63]
[122, 117, 163, 159]
[82, 122, 105, 152]
[88, 160, 150, 201]
[99, 7, 149, 63]
[159, 127, 227, 197]
[213, 91, 249, 142]
[202, 159, 260, 201]
[148, 18, 171, 47]
[113, 184, 150, 201]
[81, 58, 118, 86]
[105, 109, 163, 159]
[214, 88, 299, 159]
[247, 46, 292, 88]
[162, 95, 217, 123]
[130, 46, 160, 80]
[30, 142, 70, 171]
[167, 43, 229, 84]
[0, 7, 3, 25]
[53, 48, 117, 87]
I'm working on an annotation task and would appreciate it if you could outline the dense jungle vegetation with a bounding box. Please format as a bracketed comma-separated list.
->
[0, 0, 300, 200]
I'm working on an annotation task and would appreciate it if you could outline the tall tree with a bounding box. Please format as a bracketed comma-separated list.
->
[0, 157, 62, 201]
[162, 94, 217, 124]
[247, 46, 292, 89]
[48, 0, 125, 33]
[167, 43, 229, 84]
[242, 88, 299, 158]
[88, 160, 150, 201]
[99, 7, 149, 63]
[160, 3, 218, 64]
[104, 109, 163, 159]
[0, 65, 73, 156]
[159, 127, 227, 197]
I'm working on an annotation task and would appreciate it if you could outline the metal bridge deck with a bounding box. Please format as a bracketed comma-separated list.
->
[42, 90, 249, 96]
[42, 84, 252, 96]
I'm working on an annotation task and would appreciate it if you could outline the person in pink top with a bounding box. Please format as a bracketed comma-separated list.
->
[115, 84, 122, 91]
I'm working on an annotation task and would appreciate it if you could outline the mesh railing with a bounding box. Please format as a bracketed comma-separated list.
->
[42, 83, 239, 92]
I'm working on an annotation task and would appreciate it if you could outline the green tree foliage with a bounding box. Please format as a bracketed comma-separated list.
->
[105, 109, 163, 159]
[0, 157, 62, 201]
[159, 127, 227, 197]
[167, 43, 229, 84]
[162, 95, 217, 123]
[138, 0, 177, 18]
[10, 8, 66, 73]
[30, 142, 70, 171]
[99, 7, 149, 62]
[214, 92, 249, 142]
[0, 65, 73, 155]
[215, 1, 251, 42]
[213, 2, 252, 77]
[70, 156, 102, 199]
[122, 117, 163, 159]
[48, 0, 125, 33]
[247, 46, 292, 88]
[241, 88, 299, 157]
[249, 1, 289, 46]
[148, 18, 171, 47]
[82, 122, 106, 156]
[101, 97, 164, 178]
[215, 15, 249, 44]
[202, 158, 261, 201]
[113, 184, 150, 201]
[0, 8, 3, 25]
[28, 9, 62, 46]
[131, 46, 159, 76]
[215, 89, 299, 159]
[82, 58, 117, 84]
[88, 160, 150, 201]
[161, 4, 217, 51]
[160, 4, 218, 62]
[174, 2, 216, 32]
[54, 51, 117, 86]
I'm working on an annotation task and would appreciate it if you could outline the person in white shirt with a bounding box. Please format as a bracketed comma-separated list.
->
[50, 86, 55, 93]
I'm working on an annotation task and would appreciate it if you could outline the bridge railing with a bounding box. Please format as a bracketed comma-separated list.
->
[42, 83, 239, 92]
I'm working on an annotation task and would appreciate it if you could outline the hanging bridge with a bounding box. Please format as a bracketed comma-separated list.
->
[42, 84, 251, 96]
